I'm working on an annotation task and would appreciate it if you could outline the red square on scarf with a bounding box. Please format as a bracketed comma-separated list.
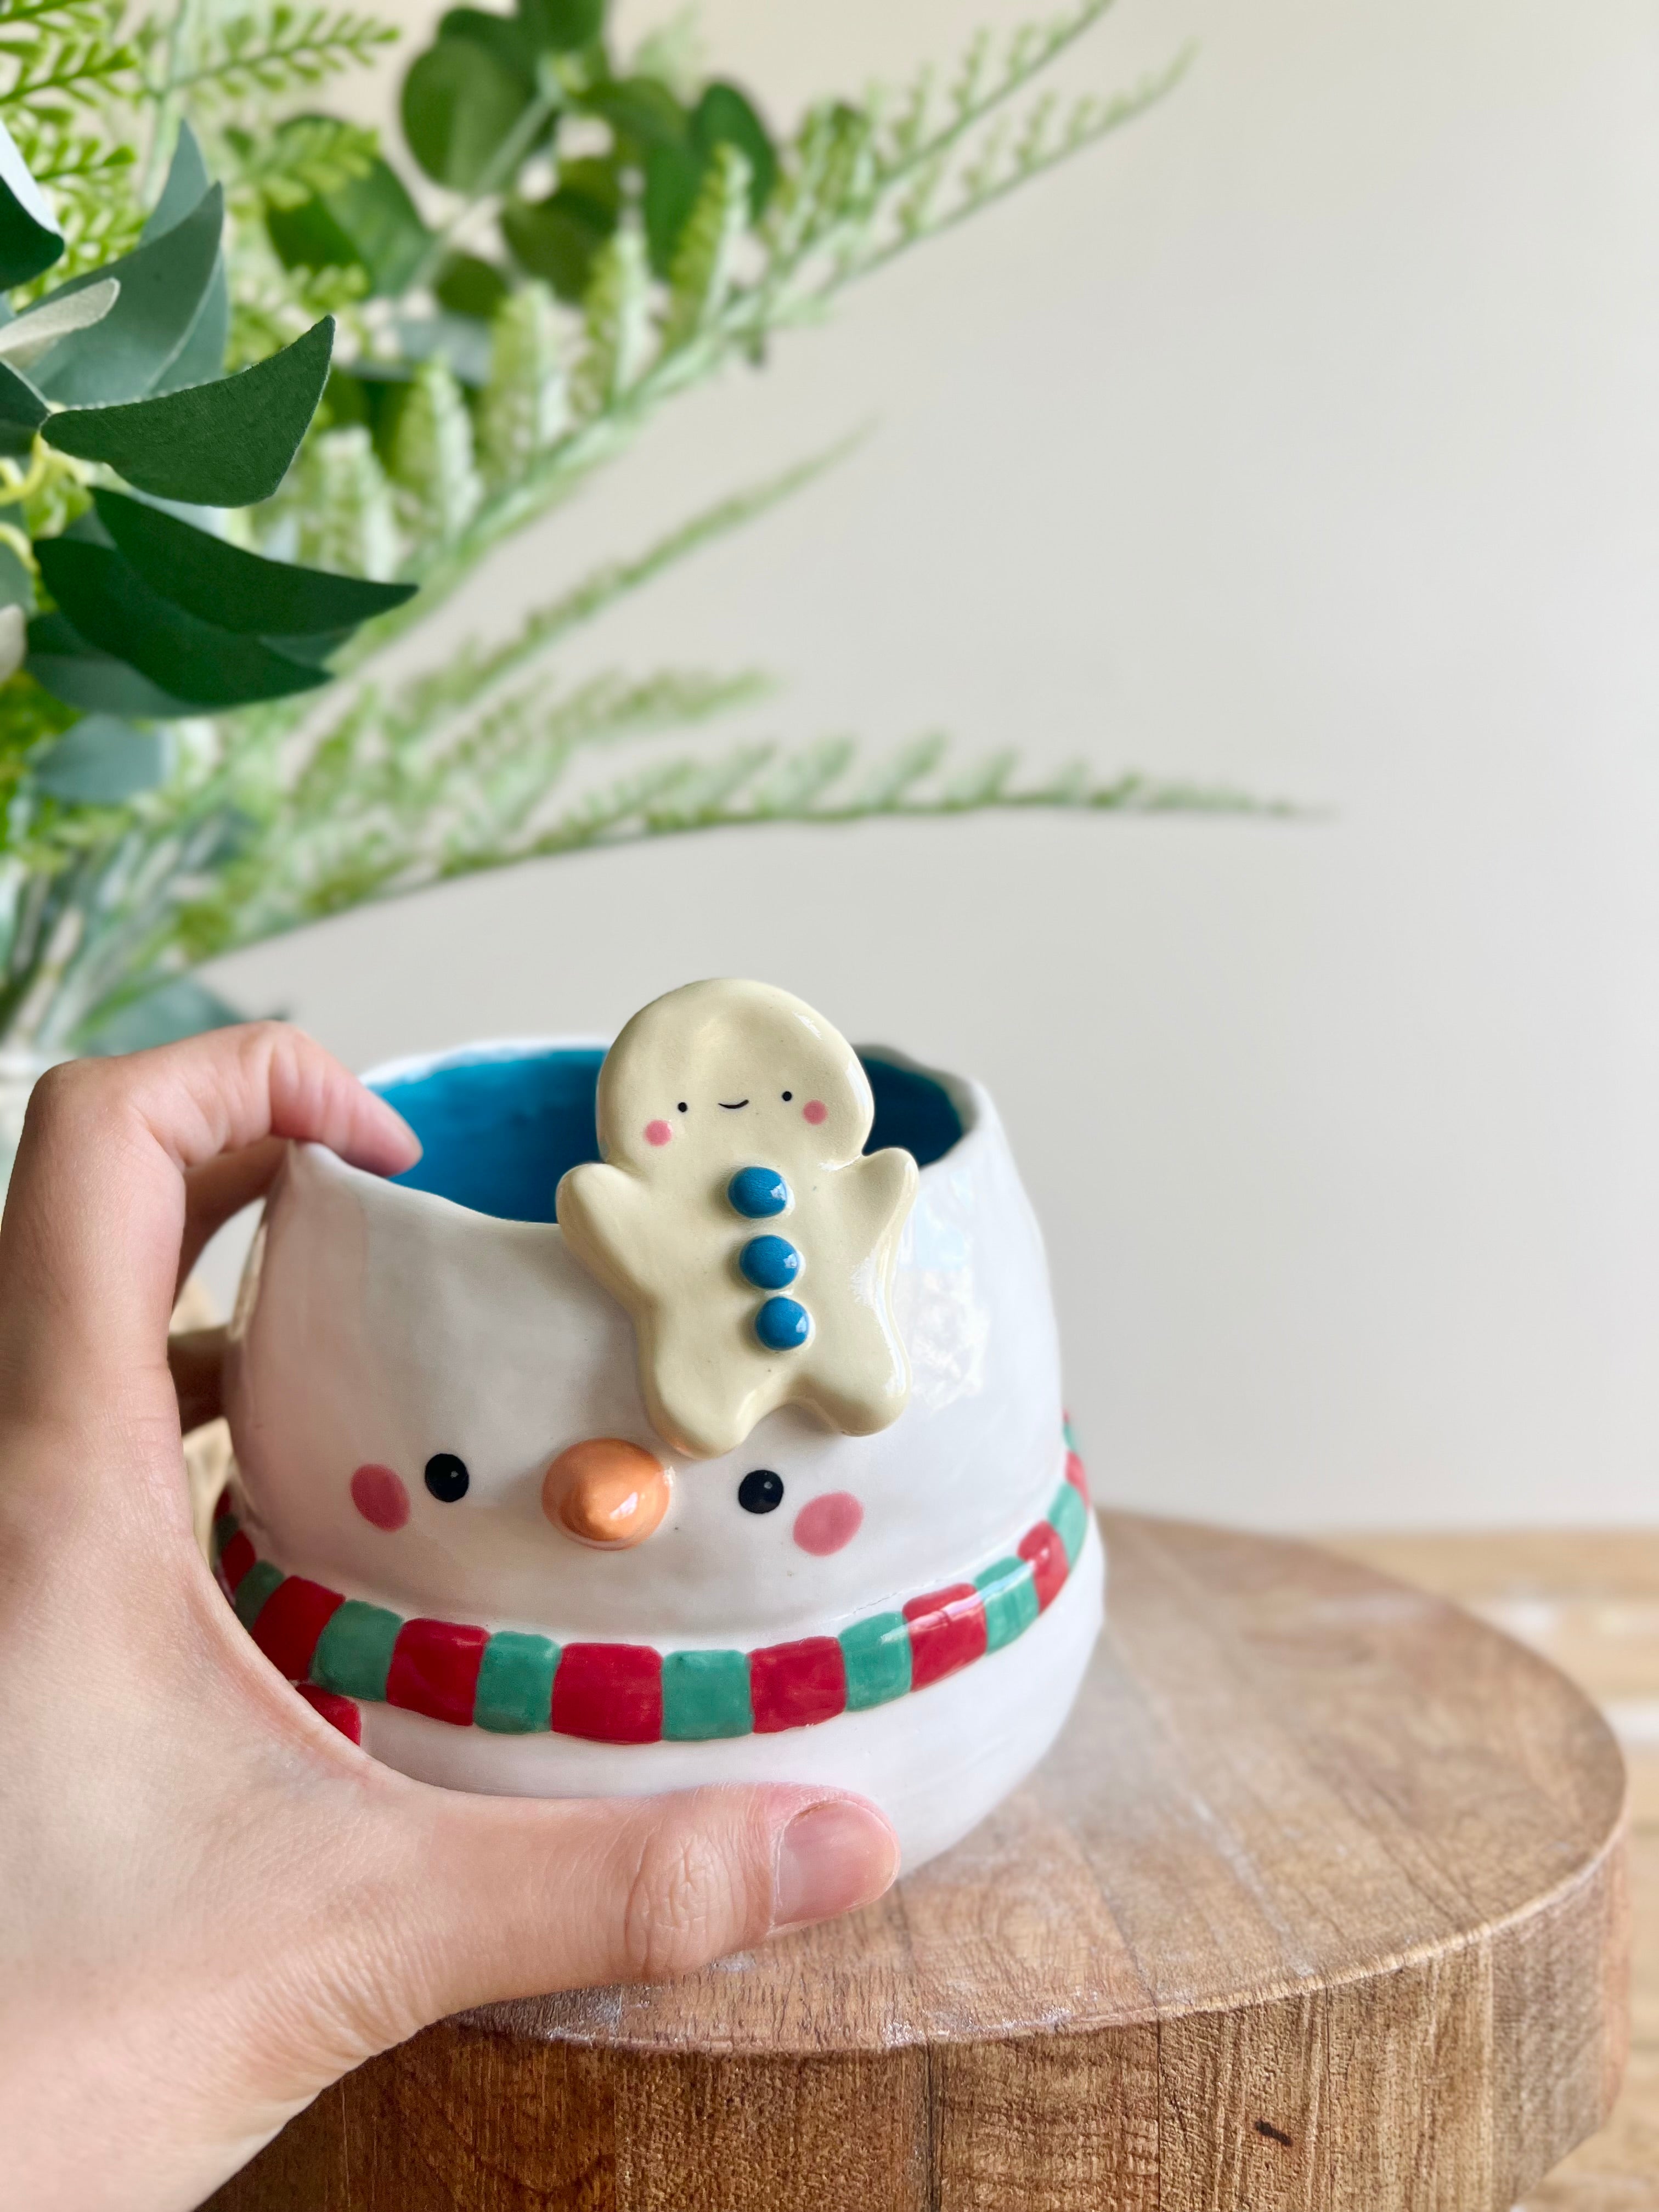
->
[552, 1643, 663, 1743]
[1018, 1522, 1068, 1613]
[387, 1618, 488, 1728]
[296, 1684, 362, 1745]
[750, 1638, 846, 1734]
[217, 1530, 256, 1594]
[251, 1576, 343, 1680]
[903, 1583, 988, 1690]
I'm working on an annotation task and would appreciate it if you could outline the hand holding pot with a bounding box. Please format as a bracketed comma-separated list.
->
[0, 1024, 896, 2212]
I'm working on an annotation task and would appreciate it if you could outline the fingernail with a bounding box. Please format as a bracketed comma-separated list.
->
[370, 1095, 422, 1165]
[772, 1798, 899, 1931]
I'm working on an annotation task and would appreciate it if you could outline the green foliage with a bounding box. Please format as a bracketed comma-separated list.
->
[42, 313, 335, 500]
[0, 0, 1249, 1061]
[291, 423, 397, 577]
[477, 280, 566, 486]
[94, 488, 412, 633]
[0, 0, 141, 281]
[388, 358, 482, 540]
[140, 4, 395, 108]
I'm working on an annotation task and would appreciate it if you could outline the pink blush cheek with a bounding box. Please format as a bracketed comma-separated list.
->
[803, 1099, 828, 1126]
[351, 1463, 410, 1531]
[645, 1119, 672, 1147]
[792, 1491, 863, 1556]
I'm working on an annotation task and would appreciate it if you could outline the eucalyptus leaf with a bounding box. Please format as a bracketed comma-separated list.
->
[81, 976, 251, 1054]
[557, 156, 622, 223]
[140, 125, 230, 394]
[435, 253, 510, 320]
[152, 258, 229, 394]
[645, 84, 777, 273]
[27, 611, 199, 719]
[32, 715, 168, 803]
[143, 122, 211, 242]
[267, 156, 431, 297]
[0, 121, 63, 290]
[518, 0, 602, 54]
[35, 541, 334, 707]
[643, 143, 704, 277]
[0, 279, 119, 371]
[31, 187, 224, 404]
[0, 603, 22, 684]
[439, 7, 537, 96]
[695, 83, 777, 215]
[0, 359, 46, 459]
[262, 628, 351, 666]
[580, 77, 689, 154]
[0, 540, 33, 612]
[403, 37, 531, 190]
[43, 318, 335, 506]
[503, 187, 614, 299]
[92, 489, 416, 636]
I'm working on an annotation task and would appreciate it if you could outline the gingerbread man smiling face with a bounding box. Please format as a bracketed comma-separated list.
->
[555, 979, 919, 1460]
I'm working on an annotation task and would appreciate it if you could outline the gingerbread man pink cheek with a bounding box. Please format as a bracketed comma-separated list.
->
[216, 975, 1104, 1876]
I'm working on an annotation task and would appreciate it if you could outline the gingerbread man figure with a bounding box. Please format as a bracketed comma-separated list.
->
[555, 979, 918, 1459]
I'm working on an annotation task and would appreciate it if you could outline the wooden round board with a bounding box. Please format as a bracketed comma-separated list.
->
[208, 1513, 1629, 2211]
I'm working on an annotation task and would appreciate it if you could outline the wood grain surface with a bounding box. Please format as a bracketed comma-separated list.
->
[205, 1513, 1629, 2211]
[1331, 1529, 1659, 2211]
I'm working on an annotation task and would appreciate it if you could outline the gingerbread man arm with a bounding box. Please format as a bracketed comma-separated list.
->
[791, 1147, 918, 1435]
[840, 1146, 919, 1254]
[555, 1160, 664, 1309]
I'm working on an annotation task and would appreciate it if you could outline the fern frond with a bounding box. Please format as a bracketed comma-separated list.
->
[0, 0, 134, 111]
[390, 360, 482, 543]
[169, 664, 769, 945]
[575, 224, 652, 414]
[661, 143, 751, 352]
[508, 739, 1286, 858]
[477, 281, 567, 490]
[151, 3, 395, 106]
[293, 425, 398, 579]
[225, 224, 369, 368]
[223, 114, 376, 210]
[338, 433, 858, 693]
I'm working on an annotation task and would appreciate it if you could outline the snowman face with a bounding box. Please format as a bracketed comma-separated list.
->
[224, 1042, 1065, 1651]
[599, 978, 871, 1180]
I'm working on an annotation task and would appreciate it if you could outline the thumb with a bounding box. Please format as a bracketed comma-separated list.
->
[328, 1779, 898, 2041]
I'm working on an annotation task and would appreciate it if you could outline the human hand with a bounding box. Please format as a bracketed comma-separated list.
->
[0, 1025, 898, 2212]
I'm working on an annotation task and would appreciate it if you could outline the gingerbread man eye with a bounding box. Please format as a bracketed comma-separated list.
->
[424, 1452, 469, 1502]
[738, 1468, 783, 1514]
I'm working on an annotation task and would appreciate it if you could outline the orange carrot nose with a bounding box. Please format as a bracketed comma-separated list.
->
[543, 1438, 672, 1548]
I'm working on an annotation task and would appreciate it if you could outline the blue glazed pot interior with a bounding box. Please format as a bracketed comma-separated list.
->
[371, 1045, 966, 1225]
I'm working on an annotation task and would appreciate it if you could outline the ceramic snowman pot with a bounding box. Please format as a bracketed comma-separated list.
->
[216, 980, 1104, 1870]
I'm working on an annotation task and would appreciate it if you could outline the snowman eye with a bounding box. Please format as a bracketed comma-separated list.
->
[677, 1101, 689, 1113]
[781, 1090, 792, 1101]
[424, 1452, 469, 1503]
[737, 1468, 784, 1514]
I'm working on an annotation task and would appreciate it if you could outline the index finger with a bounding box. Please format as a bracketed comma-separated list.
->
[0, 1023, 419, 1430]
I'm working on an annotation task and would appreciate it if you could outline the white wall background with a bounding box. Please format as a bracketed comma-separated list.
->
[201, 0, 1659, 1530]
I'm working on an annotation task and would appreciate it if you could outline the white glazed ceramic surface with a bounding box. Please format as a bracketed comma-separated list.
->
[222, 1036, 1104, 1870]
